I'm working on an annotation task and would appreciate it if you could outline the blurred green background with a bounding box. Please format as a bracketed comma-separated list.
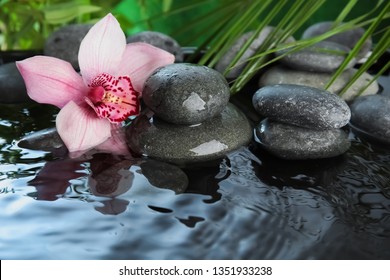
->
[0, 0, 388, 50]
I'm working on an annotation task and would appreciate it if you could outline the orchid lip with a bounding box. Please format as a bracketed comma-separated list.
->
[86, 73, 140, 123]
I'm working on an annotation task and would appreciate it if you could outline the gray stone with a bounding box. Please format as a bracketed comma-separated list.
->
[143, 63, 230, 125]
[276, 41, 355, 72]
[255, 119, 351, 160]
[302, 21, 372, 61]
[44, 24, 92, 70]
[17, 127, 67, 156]
[127, 31, 184, 62]
[215, 27, 295, 79]
[140, 160, 188, 193]
[252, 84, 351, 129]
[259, 65, 379, 101]
[0, 63, 31, 103]
[349, 94, 390, 144]
[126, 103, 252, 165]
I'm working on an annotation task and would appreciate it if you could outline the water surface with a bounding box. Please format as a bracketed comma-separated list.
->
[0, 101, 390, 260]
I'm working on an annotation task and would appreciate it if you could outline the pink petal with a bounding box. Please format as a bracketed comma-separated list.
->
[56, 101, 111, 153]
[95, 124, 131, 155]
[78, 13, 126, 85]
[16, 56, 87, 108]
[118, 42, 175, 93]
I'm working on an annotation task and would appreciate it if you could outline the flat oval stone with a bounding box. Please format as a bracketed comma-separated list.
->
[252, 84, 351, 129]
[17, 127, 67, 156]
[349, 94, 390, 145]
[127, 31, 184, 62]
[215, 27, 295, 79]
[259, 65, 379, 101]
[255, 119, 351, 160]
[0, 63, 30, 103]
[44, 24, 92, 70]
[276, 41, 355, 72]
[302, 21, 372, 61]
[143, 63, 230, 125]
[126, 103, 252, 165]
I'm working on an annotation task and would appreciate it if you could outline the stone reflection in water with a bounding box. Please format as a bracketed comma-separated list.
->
[250, 144, 348, 188]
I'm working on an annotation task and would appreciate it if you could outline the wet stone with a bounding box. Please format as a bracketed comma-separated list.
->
[252, 84, 351, 129]
[255, 119, 351, 160]
[349, 94, 390, 145]
[127, 31, 184, 62]
[259, 65, 379, 102]
[0, 63, 30, 103]
[302, 21, 372, 61]
[44, 24, 92, 70]
[140, 160, 188, 194]
[126, 103, 253, 165]
[276, 41, 355, 73]
[215, 27, 295, 79]
[143, 63, 230, 125]
[17, 127, 67, 156]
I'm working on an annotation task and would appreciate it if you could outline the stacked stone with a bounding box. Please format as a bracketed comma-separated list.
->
[260, 22, 379, 102]
[126, 31, 184, 62]
[126, 63, 253, 165]
[349, 94, 390, 145]
[252, 84, 351, 160]
[215, 26, 295, 79]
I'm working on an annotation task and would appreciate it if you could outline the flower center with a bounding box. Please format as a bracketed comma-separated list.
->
[86, 73, 140, 123]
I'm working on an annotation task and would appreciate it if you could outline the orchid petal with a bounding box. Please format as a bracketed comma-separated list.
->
[118, 42, 175, 93]
[95, 124, 131, 155]
[16, 56, 87, 108]
[56, 101, 111, 153]
[78, 13, 126, 85]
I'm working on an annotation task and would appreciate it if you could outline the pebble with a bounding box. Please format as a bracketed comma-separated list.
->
[126, 103, 252, 165]
[0, 63, 31, 103]
[127, 31, 184, 62]
[44, 24, 92, 70]
[255, 119, 351, 160]
[215, 27, 295, 79]
[259, 65, 379, 101]
[17, 127, 67, 156]
[276, 41, 355, 72]
[143, 63, 230, 125]
[252, 84, 351, 129]
[349, 94, 390, 145]
[302, 21, 372, 61]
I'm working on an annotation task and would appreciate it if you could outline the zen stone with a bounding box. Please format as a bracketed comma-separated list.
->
[215, 27, 295, 79]
[143, 63, 230, 125]
[252, 84, 351, 129]
[127, 31, 184, 62]
[44, 24, 92, 70]
[302, 21, 372, 61]
[126, 103, 252, 165]
[0, 63, 30, 103]
[17, 127, 67, 156]
[349, 94, 390, 145]
[255, 119, 351, 160]
[259, 65, 378, 101]
[276, 41, 355, 72]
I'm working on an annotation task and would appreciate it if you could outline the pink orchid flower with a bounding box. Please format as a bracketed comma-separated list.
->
[16, 13, 174, 155]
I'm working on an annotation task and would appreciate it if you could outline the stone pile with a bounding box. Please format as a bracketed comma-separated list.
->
[260, 21, 378, 102]
[126, 63, 253, 165]
[252, 84, 351, 160]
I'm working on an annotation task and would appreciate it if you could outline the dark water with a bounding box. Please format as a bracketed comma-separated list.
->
[1, 99, 390, 260]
